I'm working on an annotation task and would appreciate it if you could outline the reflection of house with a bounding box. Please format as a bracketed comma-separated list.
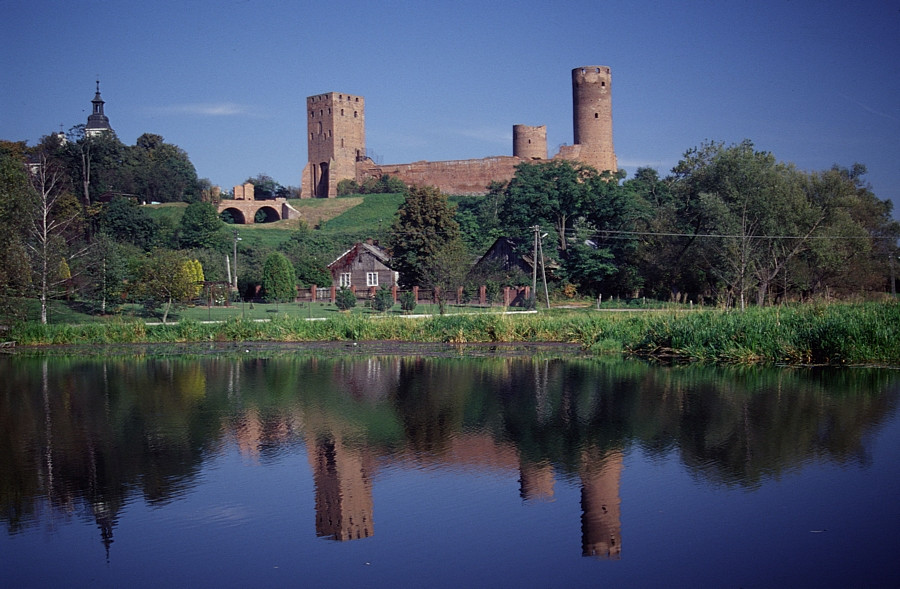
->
[328, 241, 397, 290]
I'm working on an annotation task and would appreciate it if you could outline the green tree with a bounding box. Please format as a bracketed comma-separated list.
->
[389, 184, 464, 288]
[797, 164, 900, 299]
[131, 134, 200, 203]
[456, 180, 506, 254]
[420, 240, 470, 314]
[179, 201, 222, 249]
[0, 142, 33, 320]
[244, 174, 282, 200]
[335, 287, 356, 311]
[670, 140, 826, 307]
[278, 223, 333, 286]
[61, 127, 127, 208]
[98, 196, 159, 250]
[83, 234, 131, 314]
[371, 287, 394, 313]
[399, 290, 417, 313]
[133, 249, 196, 324]
[501, 160, 596, 253]
[261, 252, 297, 303]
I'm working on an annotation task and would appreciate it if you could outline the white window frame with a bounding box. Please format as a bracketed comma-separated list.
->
[366, 272, 379, 287]
[340, 273, 352, 288]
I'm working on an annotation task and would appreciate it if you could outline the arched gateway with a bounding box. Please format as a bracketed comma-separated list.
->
[217, 198, 301, 224]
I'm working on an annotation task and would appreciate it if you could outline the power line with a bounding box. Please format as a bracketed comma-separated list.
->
[563, 228, 894, 241]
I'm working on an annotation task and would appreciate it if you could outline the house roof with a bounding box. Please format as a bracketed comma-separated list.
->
[328, 241, 391, 269]
[473, 236, 560, 273]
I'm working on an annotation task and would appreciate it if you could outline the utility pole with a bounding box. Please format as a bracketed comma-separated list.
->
[232, 230, 241, 290]
[531, 225, 551, 309]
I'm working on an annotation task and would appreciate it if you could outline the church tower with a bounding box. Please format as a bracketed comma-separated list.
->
[302, 92, 366, 198]
[85, 80, 113, 137]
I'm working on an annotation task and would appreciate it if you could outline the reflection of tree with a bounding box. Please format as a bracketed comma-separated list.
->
[0, 356, 222, 552]
[391, 358, 468, 455]
[1, 352, 897, 556]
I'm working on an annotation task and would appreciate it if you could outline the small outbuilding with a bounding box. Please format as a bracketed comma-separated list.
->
[473, 236, 559, 273]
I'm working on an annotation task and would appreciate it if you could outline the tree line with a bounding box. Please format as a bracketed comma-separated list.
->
[449, 140, 899, 307]
[1, 131, 897, 325]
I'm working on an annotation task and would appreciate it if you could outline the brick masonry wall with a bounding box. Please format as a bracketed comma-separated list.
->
[358, 156, 526, 196]
[303, 65, 616, 196]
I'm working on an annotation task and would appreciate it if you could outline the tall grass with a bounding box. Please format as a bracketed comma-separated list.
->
[621, 303, 900, 365]
[7, 303, 900, 366]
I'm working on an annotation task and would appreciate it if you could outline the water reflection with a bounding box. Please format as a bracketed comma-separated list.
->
[1, 352, 897, 563]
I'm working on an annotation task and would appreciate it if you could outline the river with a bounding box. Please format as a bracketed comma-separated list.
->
[1, 344, 899, 588]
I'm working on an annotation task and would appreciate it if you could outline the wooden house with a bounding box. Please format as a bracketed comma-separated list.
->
[470, 236, 560, 277]
[328, 241, 397, 290]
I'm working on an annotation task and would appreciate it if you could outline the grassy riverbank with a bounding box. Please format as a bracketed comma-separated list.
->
[6, 302, 899, 366]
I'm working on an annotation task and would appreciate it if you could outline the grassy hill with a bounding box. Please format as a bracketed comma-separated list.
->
[142, 193, 405, 251]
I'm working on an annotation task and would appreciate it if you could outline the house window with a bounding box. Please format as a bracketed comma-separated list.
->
[340, 273, 351, 287]
[367, 272, 378, 287]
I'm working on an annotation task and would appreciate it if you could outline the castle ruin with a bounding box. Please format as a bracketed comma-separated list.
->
[300, 66, 616, 198]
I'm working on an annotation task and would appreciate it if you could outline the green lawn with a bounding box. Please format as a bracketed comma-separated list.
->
[316, 193, 405, 232]
[13, 297, 504, 325]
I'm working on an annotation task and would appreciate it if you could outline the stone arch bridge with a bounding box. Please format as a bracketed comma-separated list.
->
[217, 198, 301, 224]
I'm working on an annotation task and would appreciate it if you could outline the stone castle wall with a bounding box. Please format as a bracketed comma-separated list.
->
[301, 66, 616, 197]
[357, 156, 525, 196]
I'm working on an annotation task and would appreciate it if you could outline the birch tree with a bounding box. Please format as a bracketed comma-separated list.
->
[26, 152, 87, 323]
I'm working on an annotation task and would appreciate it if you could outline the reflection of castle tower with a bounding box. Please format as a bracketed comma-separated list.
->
[308, 434, 375, 541]
[519, 460, 555, 501]
[302, 92, 366, 198]
[580, 449, 623, 559]
[85, 80, 113, 137]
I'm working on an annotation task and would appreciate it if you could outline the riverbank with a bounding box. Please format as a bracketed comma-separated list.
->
[5, 302, 900, 366]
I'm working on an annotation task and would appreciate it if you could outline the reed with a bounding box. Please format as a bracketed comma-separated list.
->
[6, 302, 899, 366]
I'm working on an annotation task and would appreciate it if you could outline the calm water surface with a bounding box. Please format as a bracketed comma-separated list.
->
[1, 345, 899, 588]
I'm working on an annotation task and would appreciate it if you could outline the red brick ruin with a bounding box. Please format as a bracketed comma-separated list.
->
[300, 66, 616, 198]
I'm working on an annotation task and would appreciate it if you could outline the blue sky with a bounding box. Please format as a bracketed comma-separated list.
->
[3, 0, 899, 216]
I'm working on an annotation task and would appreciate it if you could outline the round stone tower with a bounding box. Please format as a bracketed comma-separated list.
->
[512, 124, 547, 160]
[571, 66, 616, 172]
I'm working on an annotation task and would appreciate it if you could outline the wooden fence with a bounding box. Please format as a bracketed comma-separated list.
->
[293, 284, 532, 307]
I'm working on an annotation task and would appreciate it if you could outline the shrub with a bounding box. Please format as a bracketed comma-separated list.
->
[336, 179, 359, 196]
[399, 291, 417, 313]
[372, 287, 394, 312]
[335, 287, 356, 311]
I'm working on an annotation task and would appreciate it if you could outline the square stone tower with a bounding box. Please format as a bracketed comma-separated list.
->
[302, 92, 366, 198]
